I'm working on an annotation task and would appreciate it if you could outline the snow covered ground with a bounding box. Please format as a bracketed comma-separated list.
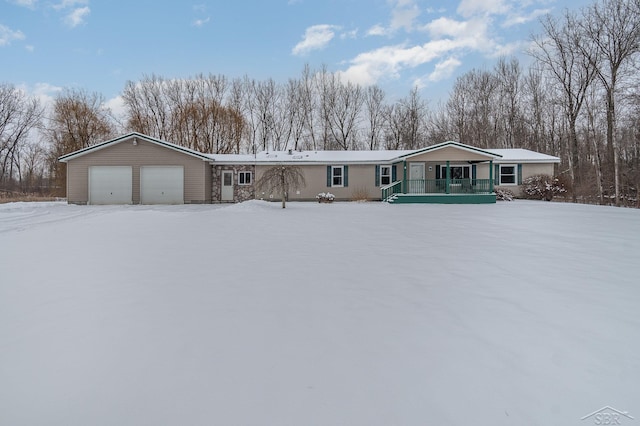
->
[1, 200, 639, 426]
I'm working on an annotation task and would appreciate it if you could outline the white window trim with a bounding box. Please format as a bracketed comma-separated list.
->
[331, 166, 344, 187]
[380, 165, 392, 186]
[499, 164, 518, 186]
[238, 171, 252, 185]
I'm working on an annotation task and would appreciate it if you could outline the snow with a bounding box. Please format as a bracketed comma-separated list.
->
[491, 148, 562, 163]
[1, 200, 639, 426]
[208, 148, 416, 164]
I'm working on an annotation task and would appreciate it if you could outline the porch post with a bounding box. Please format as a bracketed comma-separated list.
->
[489, 160, 494, 193]
[445, 160, 451, 194]
[403, 160, 407, 194]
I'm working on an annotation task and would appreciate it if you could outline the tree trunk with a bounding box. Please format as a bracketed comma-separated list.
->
[281, 172, 286, 208]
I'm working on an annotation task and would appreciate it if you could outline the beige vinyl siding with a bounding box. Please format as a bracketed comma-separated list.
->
[406, 147, 494, 162]
[473, 162, 556, 196]
[255, 164, 381, 201]
[66, 136, 211, 204]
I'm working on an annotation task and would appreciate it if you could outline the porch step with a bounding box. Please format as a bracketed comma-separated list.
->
[389, 193, 497, 204]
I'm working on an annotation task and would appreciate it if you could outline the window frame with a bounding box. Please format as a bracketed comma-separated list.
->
[331, 166, 344, 187]
[238, 171, 252, 185]
[438, 164, 470, 180]
[380, 165, 392, 186]
[499, 164, 517, 185]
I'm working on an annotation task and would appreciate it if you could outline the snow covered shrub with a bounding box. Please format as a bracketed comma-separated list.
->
[316, 192, 335, 203]
[495, 188, 514, 201]
[522, 175, 566, 201]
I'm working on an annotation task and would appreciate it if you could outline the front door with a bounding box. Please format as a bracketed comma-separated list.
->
[408, 163, 425, 193]
[221, 170, 234, 201]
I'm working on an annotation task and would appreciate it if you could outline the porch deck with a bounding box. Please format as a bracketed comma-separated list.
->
[382, 179, 496, 204]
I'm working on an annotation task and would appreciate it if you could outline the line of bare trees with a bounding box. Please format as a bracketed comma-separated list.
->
[1, 0, 639, 205]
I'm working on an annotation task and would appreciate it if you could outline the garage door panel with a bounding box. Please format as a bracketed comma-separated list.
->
[140, 166, 184, 204]
[89, 166, 132, 205]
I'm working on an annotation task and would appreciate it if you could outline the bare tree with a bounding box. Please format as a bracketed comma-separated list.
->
[255, 165, 306, 208]
[364, 85, 386, 150]
[20, 141, 47, 193]
[327, 80, 364, 150]
[0, 83, 43, 190]
[384, 87, 427, 149]
[530, 11, 599, 200]
[46, 88, 115, 196]
[122, 74, 172, 139]
[495, 57, 524, 148]
[581, 0, 640, 205]
[285, 78, 306, 151]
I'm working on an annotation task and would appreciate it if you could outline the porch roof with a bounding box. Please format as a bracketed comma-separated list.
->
[395, 141, 502, 161]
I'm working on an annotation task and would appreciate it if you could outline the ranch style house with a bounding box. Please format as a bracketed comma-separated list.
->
[58, 132, 560, 205]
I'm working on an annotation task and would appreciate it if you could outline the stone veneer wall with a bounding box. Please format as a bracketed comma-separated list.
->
[211, 164, 255, 203]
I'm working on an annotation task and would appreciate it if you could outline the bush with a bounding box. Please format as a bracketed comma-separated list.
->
[495, 188, 514, 201]
[350, 186, 370, 202]
[522, 175, 566, 201]
[316, 192, 335, 203]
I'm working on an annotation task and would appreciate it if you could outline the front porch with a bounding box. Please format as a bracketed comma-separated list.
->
[379, 141, 502, 204]
[382, 178, 496, 203]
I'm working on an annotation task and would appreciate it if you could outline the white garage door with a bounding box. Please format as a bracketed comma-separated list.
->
[140, 166, 184, 204]
[89, 166, 133, 205]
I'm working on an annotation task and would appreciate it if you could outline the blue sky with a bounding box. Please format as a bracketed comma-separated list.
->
[1, 0, 590, 110]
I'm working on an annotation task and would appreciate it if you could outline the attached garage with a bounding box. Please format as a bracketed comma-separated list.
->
[140, 166, 184, 204]
[89, 166, 133, 205]
[59, 133, 213, 205]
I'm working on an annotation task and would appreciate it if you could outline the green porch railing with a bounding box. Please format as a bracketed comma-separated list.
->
[381, 181, 403, 201]
[405, 179, 493, 194]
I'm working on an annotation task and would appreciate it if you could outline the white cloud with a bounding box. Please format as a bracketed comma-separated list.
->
[0, 24, 25, 46]
[366, 24, 388, 37]
[340, 29, 358, 40]
[193, 17, 211, 27]
[10, 0, 38, 8]
[337, 40, 459, 86]
[104, 95, 127, 125]
[503, 8, 551, 27]
[26, 44, 35, 52]
[54, 0, 89, 10]
[292, 24, 339, 56]
[64, 6, 90, 27]
[366, 0, 421, 36]
[428, 57, 462, 82]
[338, 14, 494, 88]
[425, 16, 489, 42]
[390, 0, 421, 32]
[457, 0, 510, 18]
[16, 82, 63, 114]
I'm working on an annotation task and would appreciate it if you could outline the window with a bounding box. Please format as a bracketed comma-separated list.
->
[437, 165, 470, 179]
[500, 165, 517, 185]
[223, 171, 233, 186]
[332, 166, 343, 187]
[238, 171, 252, 185]
[380, 165, 392, 185]
[327, 165, 348, 187]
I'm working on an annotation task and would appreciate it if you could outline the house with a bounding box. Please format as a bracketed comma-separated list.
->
[58, 132, 560, 205]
